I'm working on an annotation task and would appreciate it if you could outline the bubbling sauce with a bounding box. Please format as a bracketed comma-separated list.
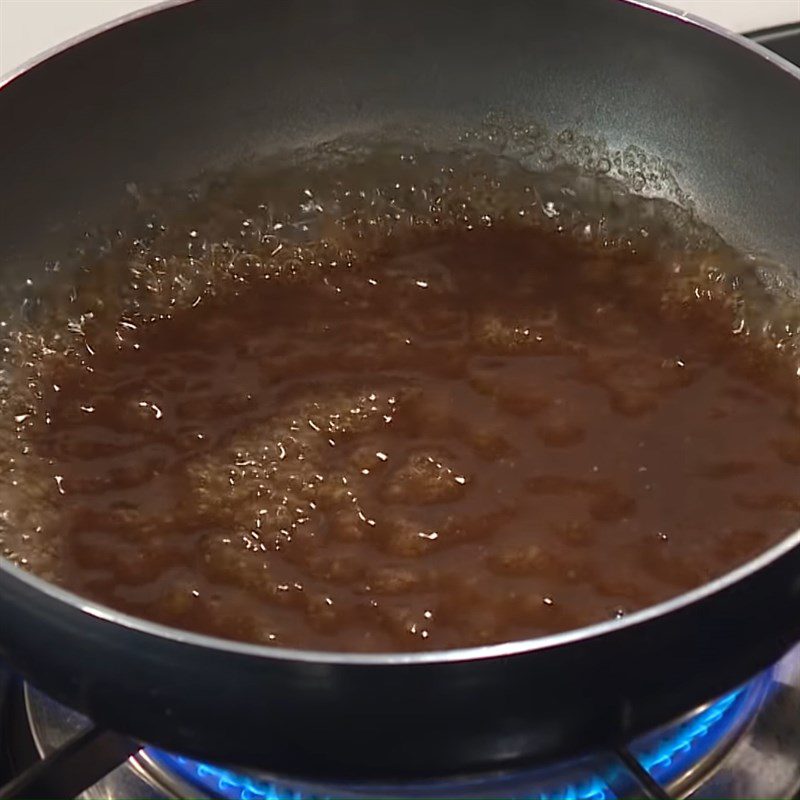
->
[2, 150, 800, 652]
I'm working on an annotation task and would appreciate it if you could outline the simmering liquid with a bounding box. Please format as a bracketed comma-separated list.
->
[14, 222, 800, 652]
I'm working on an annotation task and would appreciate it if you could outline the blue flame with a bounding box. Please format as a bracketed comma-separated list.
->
[146, 679, 760, 800]
[632, 687, 744, 779]
[150, 755, 313, 800]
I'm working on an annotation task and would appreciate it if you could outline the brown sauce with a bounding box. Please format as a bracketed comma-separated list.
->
[9, 223, 800, 652]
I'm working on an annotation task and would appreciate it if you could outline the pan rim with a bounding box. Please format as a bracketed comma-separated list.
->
[2, 524, 800, 665]
[0, 0, 799, 667]
[2, 0, 799, 92]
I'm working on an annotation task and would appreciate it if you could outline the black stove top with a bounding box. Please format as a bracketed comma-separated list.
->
[1, 22, 799, 800]
[750, 23, 800, 65]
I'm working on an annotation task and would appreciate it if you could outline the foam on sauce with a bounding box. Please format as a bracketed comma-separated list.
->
[1, 147, 799, 652]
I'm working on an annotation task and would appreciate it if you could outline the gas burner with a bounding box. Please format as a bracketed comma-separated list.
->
[15, 644, 800, 799]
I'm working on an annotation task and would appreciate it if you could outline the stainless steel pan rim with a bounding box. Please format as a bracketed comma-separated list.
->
[2, 521, 800, 666]
[0, 0, 194, 90]
[2, 0, 799, 91]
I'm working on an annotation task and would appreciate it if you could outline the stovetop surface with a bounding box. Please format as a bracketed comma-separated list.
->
[0, 21, 799, 800]
[750, 22, 800, 64]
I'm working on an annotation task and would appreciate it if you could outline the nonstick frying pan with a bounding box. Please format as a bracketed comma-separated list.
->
[0, 0, 798, 781]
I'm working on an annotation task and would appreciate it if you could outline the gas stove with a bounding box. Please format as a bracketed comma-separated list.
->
[1, 18, 800, 800]
[2, 643, 800, 799]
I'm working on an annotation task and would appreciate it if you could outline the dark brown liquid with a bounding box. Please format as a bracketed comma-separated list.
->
[22, 226, 800, 651]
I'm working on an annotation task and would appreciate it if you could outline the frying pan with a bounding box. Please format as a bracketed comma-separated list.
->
[0, 0, 798, 782]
